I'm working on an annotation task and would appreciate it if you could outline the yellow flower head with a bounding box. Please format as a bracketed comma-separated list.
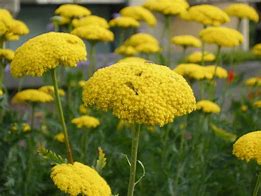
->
[72, 15, 109, 29]
[174, 64, 227, 80]
[79, 104, 88, 114]
[116, 33, 160, 55]
[254, 100, 261, 108]
[11, 89, 53, 104]
[118, 57, 148, 63]
[0, 49, 14, 62]
[186, 51, 215, 63]
[71, 25, 114, 42]
[181, 4, 230, 26]
[225, 3, 259, 22]
[171, 35, 201, 48]
[54, 132, 65, 143]
[79, 80, 86, 87]
[9, 20, 29, 36]
[196, 100, 221, 113]
[200, 27, 243, 47]
[245, 77, 261, 87]
[55, 4, 91, 19]
[205, 65, 228, 79]
[10, 32, 87, 77]
[144, 0, 189, 16]
[82, 62, 196, 127]
[22, 123, 31, 133]
[252, 43, 261, 56]
[120, 6, 157, 26]
[241, 105, 248, 112]
[115, 45, 137, 56]
[51, 162, 111, 196]
[174, 64, 212, 80]
[0, 9, 29, 41]
[109, 16, 140, 28]
[38, 85, 65, 96]
[71, 115, 100, 128]
[233, 131, 261, 164]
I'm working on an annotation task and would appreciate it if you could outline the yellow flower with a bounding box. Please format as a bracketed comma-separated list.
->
[186, 51, 215, 63]
[72, 15, 109, 29]
[252, 43, 261, 56]
[171, 35, 201, 48]
[181, 4, 230, 26]
[54, 132, 65, 143]
[71, 115, 100, 128]
[118, 57, 148, 63]
[254, 100, 261, 108]
[204, 65, 228, 79]
[55, 4, 91, 19]
[174, 64, 227, 80]
[200, 27, 243, 47]
[11, 89, 53, 104]
[174, 64, 211, 80]
[225, 3, 259, 22]
[10, 32, 87, 77]
[245, 77, 261, 87]
[79, 80, 86, 87]
[82, 62, 196, 126]
[0, 49, 14, 61]
[51, 162, 111, 196]
[0, 9, 29, 41]
[22, 123, 31, 133]
[115, 45, 137, 56]
[79, 104, 88, 114]
[116, 33, 160, 55]
[241, 105, 248, 112]
[38, 85, 65, 96]
[144, 0, 189, 16]
[233, 131, 261, 164]
[8, 20, 29, 36]
[71, 25, 114, 42]
[211, 124, 237, 142]
[109, 16, 140, 28]
[120, 6, 156, 26]
[0, 89, 3, 96]
[196, 100, 221, 113]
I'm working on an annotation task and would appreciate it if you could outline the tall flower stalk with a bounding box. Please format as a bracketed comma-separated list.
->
[253, 172, 261, 196]
[51, 68, 73, 163]
[127, 124, 141, 196]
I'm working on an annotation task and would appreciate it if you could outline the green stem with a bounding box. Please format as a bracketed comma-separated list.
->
[127, 124, 141, 196]
[87, 42, 96, 78]
[80, 129, 89, 161]
[31, 104, 35, 130]
[201, 25, 207, 66]
[253, 172, 261, 196]
[237, 19, 242, 32]
[51, 69, 74, 163]
[213, 45, 222, 79]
